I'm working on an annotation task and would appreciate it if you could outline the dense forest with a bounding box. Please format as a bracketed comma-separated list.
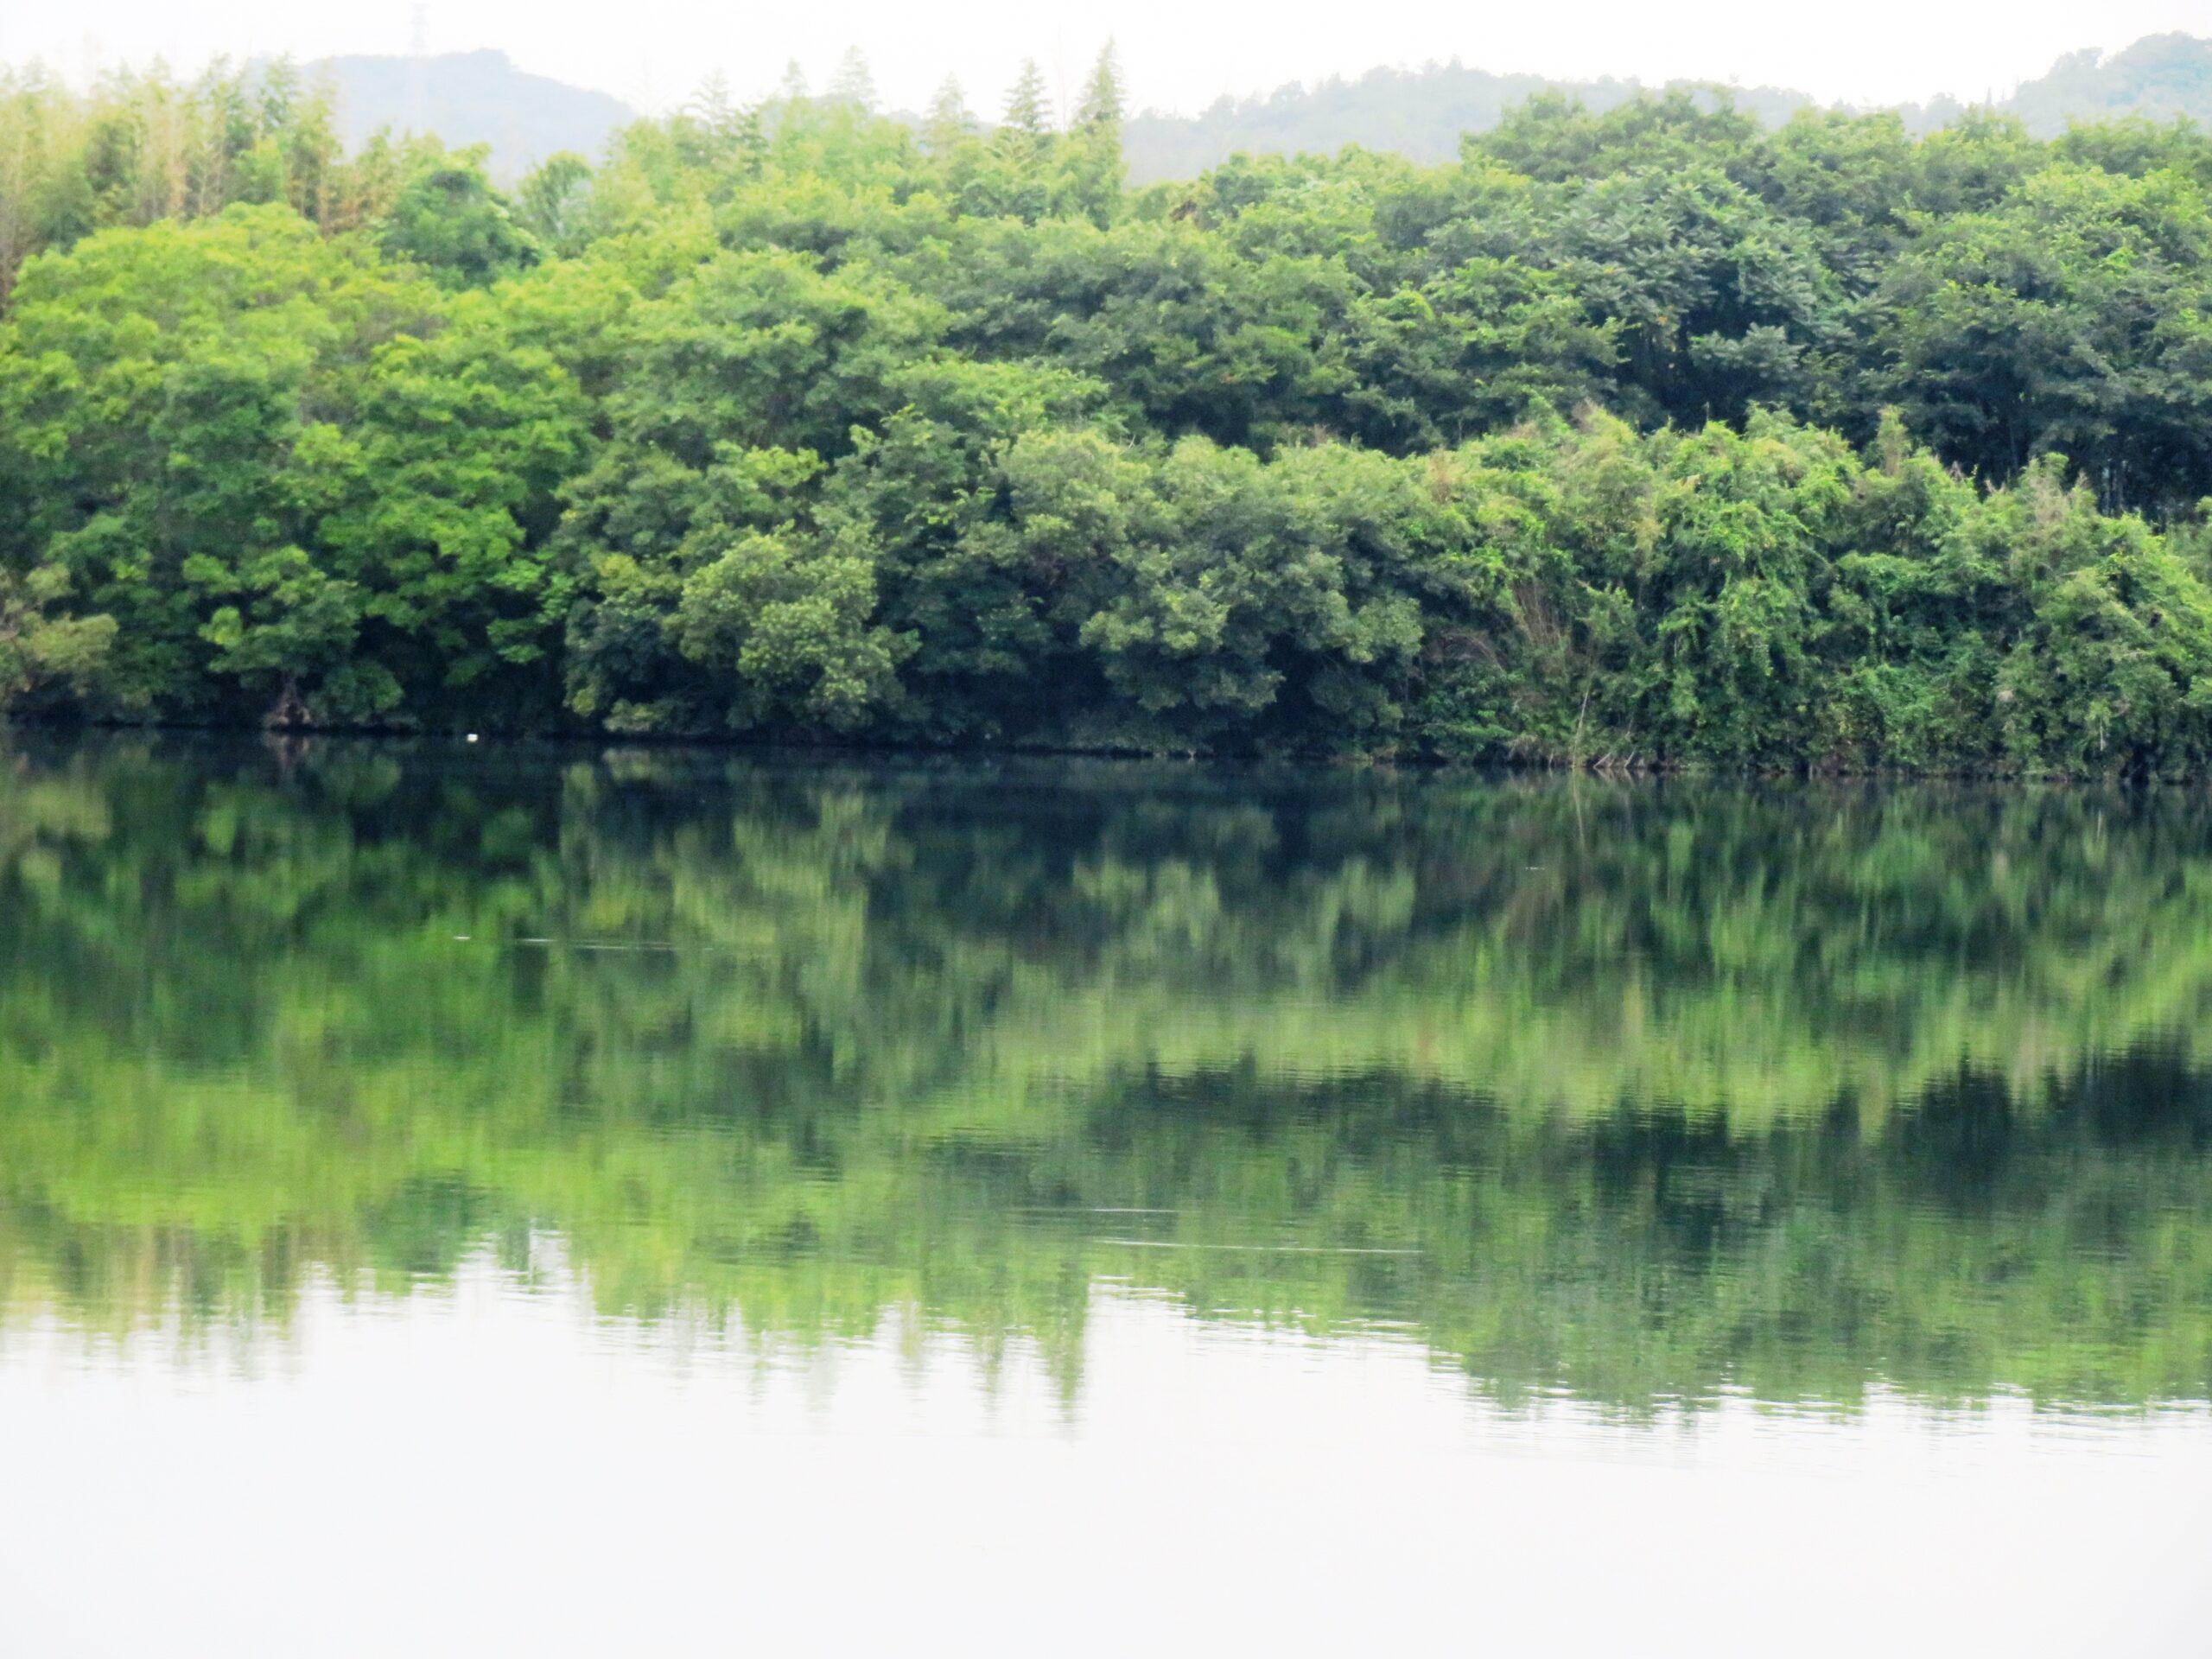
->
[11, 52, 2212, 772]
[7, 738, 2212, 1406]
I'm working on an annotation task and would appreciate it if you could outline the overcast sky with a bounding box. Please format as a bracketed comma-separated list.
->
[3, 1, 2207, 118]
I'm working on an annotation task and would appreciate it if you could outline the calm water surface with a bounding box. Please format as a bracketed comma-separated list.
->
[2, 735, 2209, 1654]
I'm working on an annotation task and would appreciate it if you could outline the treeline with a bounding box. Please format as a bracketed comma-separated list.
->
[11, 56, 2212, 769]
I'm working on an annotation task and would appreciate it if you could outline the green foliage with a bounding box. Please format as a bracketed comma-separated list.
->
[672, 531, 910, 730]
[377, 151, 541, 287]
[513, 151, 596, 257]
[0, 57, 390, 296]
[0, 566, 118, 709]
[1871, 162, 2212, 508]
[8, 67, 2212, 767]
[0, 205, 579, 726]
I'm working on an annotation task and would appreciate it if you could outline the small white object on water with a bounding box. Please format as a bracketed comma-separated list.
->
[467, 733, 480, 743]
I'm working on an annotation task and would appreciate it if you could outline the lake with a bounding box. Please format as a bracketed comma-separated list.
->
[2, 734, 2208, 1655]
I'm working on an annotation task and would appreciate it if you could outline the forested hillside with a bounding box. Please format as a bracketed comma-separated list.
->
[2001, 34, 2212, 137]
[10, 53, 2212, 772]
[1119, 35, 2212, 179]
[1123, 65, 1815, 179]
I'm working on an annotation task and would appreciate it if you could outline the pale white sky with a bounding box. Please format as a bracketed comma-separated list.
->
[3, 0, 2209, 118]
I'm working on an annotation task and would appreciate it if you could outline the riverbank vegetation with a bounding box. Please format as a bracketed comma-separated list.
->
[10, 55, 2212, 771]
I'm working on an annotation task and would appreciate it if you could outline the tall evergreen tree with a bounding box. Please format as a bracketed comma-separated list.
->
[1077, 42, 1125, 134]
[1001, 59, 1051, 142]
[830, 48, 878, 111]
[924, 78, 976, 156]
[1068, 42, 1127, 225]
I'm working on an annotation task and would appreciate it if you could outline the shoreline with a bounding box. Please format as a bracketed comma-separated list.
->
[3, 714, 2185, 785]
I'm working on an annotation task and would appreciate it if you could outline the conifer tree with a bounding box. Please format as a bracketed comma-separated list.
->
[1001, 59, 1051, 142]
[1077, 41, 1124, 134]
[1067, 42, 1126, 224]
[924, 78, 976, 156]
[830, 48, 878, 111]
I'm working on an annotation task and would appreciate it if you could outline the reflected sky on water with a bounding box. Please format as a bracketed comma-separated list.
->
[5, 1264, 2209, 1657]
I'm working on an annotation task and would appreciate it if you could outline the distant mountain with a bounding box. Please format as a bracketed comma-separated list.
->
[308, 35, 2212, 187]
[1124, 65, 1814, 181]
[1122, 34, 2212, 181]
[1999, 32, 2212, 136]
[312, 48, 634, 175]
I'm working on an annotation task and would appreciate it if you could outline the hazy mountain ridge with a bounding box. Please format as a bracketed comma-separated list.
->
[1122, 66, 1816, 180]
[310, 48, 634, 175]
[1123, 32, 2212, 180]
[1999, 33, 2212, 135]
[297, 34, 2212, 183]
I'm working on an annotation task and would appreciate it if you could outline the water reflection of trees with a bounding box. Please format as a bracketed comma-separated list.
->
[2, 735, 2209, 1408]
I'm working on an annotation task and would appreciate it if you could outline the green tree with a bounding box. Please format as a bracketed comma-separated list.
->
[1872, 162, 2212, 512]
[671, 529, 910, 729]
[1066, 44, 1128, 227]
[378, 150, 542, 287]
[515, 151, 596, 257]
[0, 206, 437, 715]
[0, 565, 118, 712]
